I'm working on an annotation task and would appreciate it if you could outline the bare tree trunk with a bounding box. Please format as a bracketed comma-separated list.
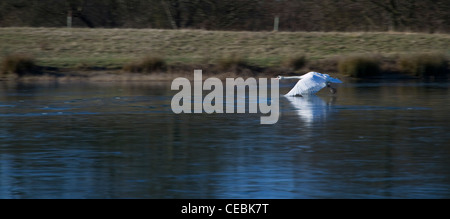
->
[161, 0, 177, 29]
[367, 0, 403, 31]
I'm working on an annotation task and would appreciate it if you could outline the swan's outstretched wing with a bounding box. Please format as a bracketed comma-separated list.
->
[285, 72, 328, 96]
[327, 77, 343, 83]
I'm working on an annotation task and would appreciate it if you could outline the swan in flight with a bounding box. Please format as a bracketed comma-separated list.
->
[277, 71, 343, 96]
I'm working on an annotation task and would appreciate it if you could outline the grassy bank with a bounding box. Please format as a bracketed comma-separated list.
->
[0, 27, 449, 79]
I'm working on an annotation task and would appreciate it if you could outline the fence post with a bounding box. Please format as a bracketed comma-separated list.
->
[273, 16, 279, 31]
[67, 10, 72, 28]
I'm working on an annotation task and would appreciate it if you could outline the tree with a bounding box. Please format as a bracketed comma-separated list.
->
[0, 0, 449, 32]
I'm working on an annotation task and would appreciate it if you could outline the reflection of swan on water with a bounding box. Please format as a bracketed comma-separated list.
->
[276, 72, 343, 96]
[283, 95, 335, 125]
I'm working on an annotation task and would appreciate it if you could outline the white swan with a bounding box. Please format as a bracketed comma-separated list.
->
[277, 71, 343, 96]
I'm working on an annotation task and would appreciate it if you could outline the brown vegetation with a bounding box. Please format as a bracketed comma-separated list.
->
[338, 55, 381, 78]
[120, 53, 449, 79]
[1, 54, 40, 76]
[122, 56, 167, 73]
[216, 55, 251, 72]
[284, 56, 307, 71]
[398, 53, 448, 78]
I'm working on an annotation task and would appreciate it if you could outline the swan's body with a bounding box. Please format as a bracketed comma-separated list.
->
[277, 72, 342, 96]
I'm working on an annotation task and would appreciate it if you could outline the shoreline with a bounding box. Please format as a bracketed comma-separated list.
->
[0, 68, 425, 84]
[1, 69, 280, 82]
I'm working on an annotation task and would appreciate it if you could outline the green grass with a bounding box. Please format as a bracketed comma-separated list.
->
[0, 27, 449, 76]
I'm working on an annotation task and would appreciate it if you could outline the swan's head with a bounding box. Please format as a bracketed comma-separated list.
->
[276, 75, 284, 80]
[325, 75, 342, 94]
[327, 82, 337, 94]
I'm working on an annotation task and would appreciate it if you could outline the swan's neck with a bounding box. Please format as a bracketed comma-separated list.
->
[281, 76, 302, 79]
